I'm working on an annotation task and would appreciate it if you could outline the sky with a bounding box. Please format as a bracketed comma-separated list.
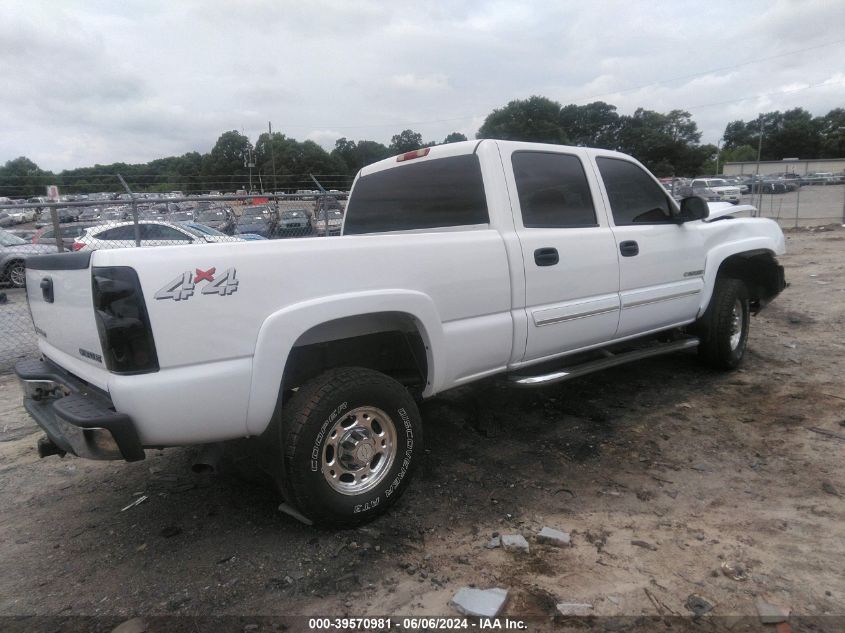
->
[2, 0, 844, 171]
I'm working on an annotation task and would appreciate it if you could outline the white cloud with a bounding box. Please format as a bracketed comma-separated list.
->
[1, 0, 844, 170]
[390, 73, 451, 93]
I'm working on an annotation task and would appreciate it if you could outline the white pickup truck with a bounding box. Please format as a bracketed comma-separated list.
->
[15, 140, 786, 526]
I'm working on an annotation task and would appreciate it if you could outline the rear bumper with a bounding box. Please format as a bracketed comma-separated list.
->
[14, 358, 144, 461]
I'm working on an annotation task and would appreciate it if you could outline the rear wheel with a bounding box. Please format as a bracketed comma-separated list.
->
[282, 367, 423, 526]
[696, 277, 749, 369]
[7, 261, 26, 288]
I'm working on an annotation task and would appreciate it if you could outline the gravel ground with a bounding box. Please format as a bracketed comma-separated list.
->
[0, 226, 843, 632]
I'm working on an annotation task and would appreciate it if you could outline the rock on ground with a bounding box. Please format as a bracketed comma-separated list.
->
[449, 587, 509, 618]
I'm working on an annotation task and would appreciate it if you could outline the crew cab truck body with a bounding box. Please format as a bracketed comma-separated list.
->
[16, 140, 786, 526]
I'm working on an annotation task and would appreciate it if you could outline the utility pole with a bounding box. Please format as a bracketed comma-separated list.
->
[715, 138, 722, 176]
[754, 115, 764, 215]
[269, 121, 278, 194]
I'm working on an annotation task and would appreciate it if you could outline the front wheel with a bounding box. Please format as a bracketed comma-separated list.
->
[696, 277, 749, 369]
[282, 367, 423, 526]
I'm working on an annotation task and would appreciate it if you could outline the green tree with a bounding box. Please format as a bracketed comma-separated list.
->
[0, 157, 53, 198]
[389, 129, 424, 154]
[442, 132, 468, 144]
[477, 96, 568, 144]
[818, 108, 845, 158]
[202, 130, 253, 190]
[331, 138, 390, 175]
[559, 101, 621, 148]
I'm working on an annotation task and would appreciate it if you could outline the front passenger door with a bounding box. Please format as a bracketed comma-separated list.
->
[593, 156, 705, 339]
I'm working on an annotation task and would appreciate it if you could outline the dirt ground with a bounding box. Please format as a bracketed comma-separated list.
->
[0, 227, 843, 632]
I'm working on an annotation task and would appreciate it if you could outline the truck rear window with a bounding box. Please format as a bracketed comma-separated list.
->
[344, 154, 489, 234]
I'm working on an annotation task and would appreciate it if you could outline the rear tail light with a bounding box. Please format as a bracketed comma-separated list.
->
[72, 241, 84, 251]
[92, 267, 159, 374]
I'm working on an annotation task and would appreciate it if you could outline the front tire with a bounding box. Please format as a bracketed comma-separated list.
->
[282, 367, 423, 526]
[696, 277, 749, 369]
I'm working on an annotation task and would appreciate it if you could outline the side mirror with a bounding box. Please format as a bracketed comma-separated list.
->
[678, 196, 709, 223]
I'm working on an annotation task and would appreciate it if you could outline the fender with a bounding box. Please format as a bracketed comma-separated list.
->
[698, 220, 785, 317]
[245, 289, 443, 436]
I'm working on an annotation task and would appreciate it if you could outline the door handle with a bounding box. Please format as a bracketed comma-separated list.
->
[619, 240, 639, 257]
[534, 247, 559, 267]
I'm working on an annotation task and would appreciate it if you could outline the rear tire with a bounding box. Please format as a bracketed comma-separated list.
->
[282, 367, 423, 526]
[696, 277, 749, 369]
[7, 261, 26, 288]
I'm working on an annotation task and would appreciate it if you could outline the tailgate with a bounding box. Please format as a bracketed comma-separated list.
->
[25, 252, 105, 370]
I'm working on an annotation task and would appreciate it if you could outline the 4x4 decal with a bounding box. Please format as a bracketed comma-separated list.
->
[155, 267, 239, 301]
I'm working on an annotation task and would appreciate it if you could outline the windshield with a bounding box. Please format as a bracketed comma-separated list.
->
[237, 214, 265, 224]
[182, 222, 224, 236]
[316, 210, 343, 220]
[709, 179, 727, 186]
[0, 228, 27, 247]
[168, 212, 193, 222]
[198, 210, 226, 221]
[241, 206, 267, 218]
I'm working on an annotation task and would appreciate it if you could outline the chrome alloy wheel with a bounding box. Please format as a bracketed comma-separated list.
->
[9, 263, 26, 288]
[321, 406, 397, 495]
[729, 299, 744, 350]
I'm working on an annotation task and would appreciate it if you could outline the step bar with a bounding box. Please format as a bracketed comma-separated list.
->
[508, 337, 700, 388]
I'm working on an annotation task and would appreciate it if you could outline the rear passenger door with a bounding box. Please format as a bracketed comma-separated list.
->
[505, 149, 621, 363]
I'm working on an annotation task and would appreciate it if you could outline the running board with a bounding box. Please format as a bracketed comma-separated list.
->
[508, 337, 700, 388]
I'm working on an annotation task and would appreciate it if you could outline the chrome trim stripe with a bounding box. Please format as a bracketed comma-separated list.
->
[534, 306, 620, 326]
[624, 289, 700, 309]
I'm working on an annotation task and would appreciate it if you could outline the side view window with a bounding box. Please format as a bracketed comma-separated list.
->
[512, 152, 597, 228]
[596, 157, 674, 225]
[96, 226, 135, 240]
[141, 225, 192, 241]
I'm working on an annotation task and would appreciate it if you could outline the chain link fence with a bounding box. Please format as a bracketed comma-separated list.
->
[0, 176, 351, 371]
[2, 178, 844, 372]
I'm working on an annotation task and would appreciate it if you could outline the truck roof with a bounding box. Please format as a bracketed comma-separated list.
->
[359, 139, 632, 179]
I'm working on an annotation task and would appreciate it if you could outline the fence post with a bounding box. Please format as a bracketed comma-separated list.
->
[794, 184, 801, 229]
[117, 174, 141, 247]
[842, 183, 845, 226]
[49, 206, 64, 253]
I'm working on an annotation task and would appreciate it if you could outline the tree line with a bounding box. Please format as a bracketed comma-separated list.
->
[1, 97, 842, 198]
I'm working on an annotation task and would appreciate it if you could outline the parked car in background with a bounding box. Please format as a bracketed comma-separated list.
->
[77, 207, 104, 223]
[802, 172, 835, 185]
[5, 205, 38, 224]
[0, 228, 55, 287]
[57, 207, 83, 223]
[277, 208, 311, 235]
[235, 205, 276, 238]
[73, 220, 241, 251]
[31, 224, 93, 249]
[178, 221, 239, 243]
[723, 178, 749, 195]
[236, 233, 268, 241]
[166, 210, 196, 223]
[690, 178, 741, 204]
[195, 207, 234, 234]
[0, 212, 13, 228]
[313, 209, 344, 235]
[314, 195, 342, 213]
[678, 185, 722, 202]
